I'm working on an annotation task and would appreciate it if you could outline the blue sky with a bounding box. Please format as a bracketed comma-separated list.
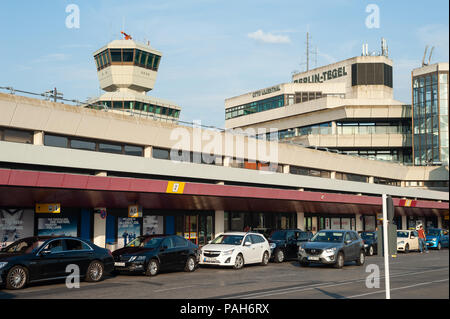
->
[0, 0, 448, 128]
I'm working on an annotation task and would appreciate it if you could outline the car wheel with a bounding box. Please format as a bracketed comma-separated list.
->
[146, 259, 159, 276]
[86, 260, 104, 282]
[356, 250, 365, 266]
[261, 251, 269, 266]
[6, 266, 28, 290]
[405, 244, 409, 254]
[274, 249, 285, 263]
[334, 252, 344, 269]
[437, 242, 441, 250]
[184, 256, 196, 272]
[233, 254, 244, 270]
[368, 246, 374, 256]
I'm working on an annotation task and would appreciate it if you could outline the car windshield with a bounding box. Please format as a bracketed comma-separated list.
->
[397, 231, 409, 238]
[126, 236, 164, 248]
[2, 238, 45, 254]
[211, 235, 244, 245]
[427, 229, 441, 236]
[361, 232, 375, 240]
[269, 231, 286, 241]
[311, 232, 344, 243]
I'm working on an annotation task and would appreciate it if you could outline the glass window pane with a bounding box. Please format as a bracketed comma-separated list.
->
[3, 129, 32, 144]
[124, 145, 143, 156]
[44, 134, 68, 148]
[99, 143, 122, 154]
[113, 101, 123, 109]
[110, 49, 122, 62]
[122, 49, 134, 62]
[71, 139, 96, 151]
[152, 148, 170, 159]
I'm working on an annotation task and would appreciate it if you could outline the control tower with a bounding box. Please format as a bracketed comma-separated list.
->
[88, 32, 181, 121]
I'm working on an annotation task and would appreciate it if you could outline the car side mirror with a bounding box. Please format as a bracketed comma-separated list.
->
[410, 236, 415, 239]
[160, 245, 168, 252]
[244, 242, 251, 247]
[345, 240, 352, 245]
[208, 240, 212, 244]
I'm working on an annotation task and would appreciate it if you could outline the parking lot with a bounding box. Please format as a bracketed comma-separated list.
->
[0, 249, 447, 299]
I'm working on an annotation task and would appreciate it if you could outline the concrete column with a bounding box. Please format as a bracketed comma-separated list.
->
[331, 121, 337, 135]
[400, 181, 406, 187]
[368, 176, 374, 184]
[223, 156, 231, 167]
[438, 216, 443, 229]
[330, 171, 336, 179]
[355, 214, 363, 231]
[401, 216, 407, 230]
[215, 210, 224, 238]
[297, 212, 305, 231]
[144, 145, 152, 158]
[33, 131, 44, 145]
[283, 164, 290, 174]
[298, 188, 305, 191]
[216, 181, 225, 185]
[312, 217, 318, 233]
[93, 213, 106, 248]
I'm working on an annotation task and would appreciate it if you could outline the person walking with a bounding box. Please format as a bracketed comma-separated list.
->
[418, 225, 428, 254]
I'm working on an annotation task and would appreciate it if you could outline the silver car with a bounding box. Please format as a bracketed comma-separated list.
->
[298, 230, 365, 268]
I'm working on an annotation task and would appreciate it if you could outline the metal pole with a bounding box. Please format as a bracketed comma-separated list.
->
[382, 194, 391, 299]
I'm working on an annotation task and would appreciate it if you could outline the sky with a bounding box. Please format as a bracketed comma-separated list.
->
[0, 0, 448, 128]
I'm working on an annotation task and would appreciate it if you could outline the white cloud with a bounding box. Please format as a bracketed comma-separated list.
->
[247, 30, 291, 44]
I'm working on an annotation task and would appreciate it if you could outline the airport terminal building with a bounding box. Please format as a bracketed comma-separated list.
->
[0, 39, 448, 250]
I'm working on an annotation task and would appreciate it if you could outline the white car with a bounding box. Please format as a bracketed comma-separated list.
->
[397, 230, 420, 253]
[199, 232, 271, 269]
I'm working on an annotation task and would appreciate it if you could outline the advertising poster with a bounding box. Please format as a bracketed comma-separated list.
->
[331, 218, 341, 229]
[341, 218, 351, 230]
[118, 217, 141, 248]
[37, 217, 78, 237]
[0, 209, 34, 249]
[143, 216, 163, 235]
[365, 216, 376, 231]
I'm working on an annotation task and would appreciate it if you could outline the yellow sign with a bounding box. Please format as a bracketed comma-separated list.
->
[35, 203, 61, 214]
[128, 205, 142, 218]
[166, 181, 185, 194]
[445, 215, 449, 221]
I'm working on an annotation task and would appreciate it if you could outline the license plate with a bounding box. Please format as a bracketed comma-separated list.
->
[114, 262, 126, 267]
[308, 256, 320, 261]
[203, 257, 216, 262]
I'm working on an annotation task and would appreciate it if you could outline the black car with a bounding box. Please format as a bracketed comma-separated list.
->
[269, 229, 313, 263]
[298, 230, 365, 269]
[0, 236, 114, 290]
[359, 231, 378, 256]
[112, 235, 200, 276]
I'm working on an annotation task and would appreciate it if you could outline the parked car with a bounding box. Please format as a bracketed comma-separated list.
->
[268, 229, 313, 263]
[298, 230, 365, 269]
[199, 232, 271, 270]
[112, 235, 200, 276]
[359, 231, 378, 256]
[426, 228, 449, 250]
[0, 236, 114, 290]
[397, 230, 419, 253]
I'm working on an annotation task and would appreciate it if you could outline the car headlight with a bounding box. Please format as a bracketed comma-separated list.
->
[324, 248, 336, 254]
[298, 246, 305, 252]
[0, 262, 8, 269]
[432, 238, 437, 242]
[269, 243, 276, 249]
[222, 249, 234, 256]
[398, 241, 404, 245]
[129, 256, 146, 262]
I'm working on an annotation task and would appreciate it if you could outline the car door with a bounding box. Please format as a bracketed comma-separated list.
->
[172, 236, 190, 269]
[351, 232, 362, 257]
[410, 231, 419, 250]
[251, 234, 266, 261]
[158, 237, 177, 269]
[342, 232, 355, 261]
[285, 231, 297, 259]
[35, 239, 67, 280]
[59, 239, 94, 275]
[242, 235, 256, 264]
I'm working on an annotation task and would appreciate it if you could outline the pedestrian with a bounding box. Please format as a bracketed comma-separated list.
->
[418, 225, 428, 254]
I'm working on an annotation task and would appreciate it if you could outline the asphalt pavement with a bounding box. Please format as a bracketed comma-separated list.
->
[0, 249, 448, 299]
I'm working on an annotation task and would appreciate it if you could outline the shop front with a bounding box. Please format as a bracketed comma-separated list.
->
[305, 214, 357, 233]
[224, 211, 297, 238]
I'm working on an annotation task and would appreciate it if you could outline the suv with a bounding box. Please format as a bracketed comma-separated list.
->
[268, 229, 313, 263]
[298, 230, 365, 269]
[199, 232, 271, 270]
